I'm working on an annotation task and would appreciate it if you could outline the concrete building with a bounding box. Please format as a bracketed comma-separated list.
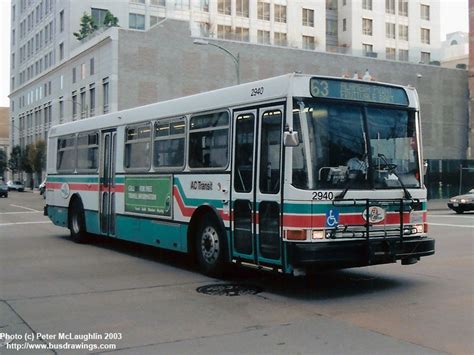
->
[0, 107, 9, 181]
[441, 31, 469, 69]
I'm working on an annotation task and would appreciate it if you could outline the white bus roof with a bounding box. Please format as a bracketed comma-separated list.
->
[49, 73, 419, 138]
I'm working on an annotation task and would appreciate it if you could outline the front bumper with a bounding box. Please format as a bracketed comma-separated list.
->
[287, 237, 435, 269]
[447, 202, 474, 211]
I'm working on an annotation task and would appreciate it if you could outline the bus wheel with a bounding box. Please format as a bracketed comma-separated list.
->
[195, 215, 227, 277]
[69, 199, 90, 243]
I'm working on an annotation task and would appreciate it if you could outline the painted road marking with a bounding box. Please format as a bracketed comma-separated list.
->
[0, 211, 42, 215]
[429, 223, 474, 228]
[9, 204, 41, 212]
[0, 221, 50, 227]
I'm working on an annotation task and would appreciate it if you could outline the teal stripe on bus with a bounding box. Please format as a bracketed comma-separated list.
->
[47, 176, 125, 184]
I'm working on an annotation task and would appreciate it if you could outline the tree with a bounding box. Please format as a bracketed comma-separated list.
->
[104, 10, 119, 27]
[73, 12, 97, 40]
[21, 145, 33, 175]
[31, 140, 47, 182]
[0, 150, 7, 179]
[8, 145, 22, 177]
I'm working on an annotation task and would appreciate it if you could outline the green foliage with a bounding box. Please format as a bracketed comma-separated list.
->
[104, 10, 119, 27]
[21, 145, 33, 174]
[0, 150, 7, 177]
[73, 12, 98, 40]
[8, 145, 22, 175]
[31, 140, 47, 175]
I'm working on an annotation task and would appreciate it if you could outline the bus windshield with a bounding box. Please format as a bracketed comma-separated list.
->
[292, 99, 421, 190]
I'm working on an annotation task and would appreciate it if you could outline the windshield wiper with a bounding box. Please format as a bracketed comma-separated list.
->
[335, 154, 368, 200]
[377, 153, 412, 199]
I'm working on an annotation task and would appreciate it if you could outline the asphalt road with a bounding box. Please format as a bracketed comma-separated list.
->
[0, 192, 472, 354]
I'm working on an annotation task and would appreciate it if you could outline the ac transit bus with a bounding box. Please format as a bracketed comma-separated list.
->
[45, 73, 435, 276]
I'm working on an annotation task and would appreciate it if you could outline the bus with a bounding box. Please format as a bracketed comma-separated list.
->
[44, 73, 435, 276]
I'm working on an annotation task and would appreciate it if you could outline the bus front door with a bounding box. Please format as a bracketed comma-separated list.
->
[231, 106, 283, 267]
[99, 130, 117, 236]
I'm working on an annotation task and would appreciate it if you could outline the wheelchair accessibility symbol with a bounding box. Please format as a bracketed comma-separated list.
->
[325, 209, 339, 227]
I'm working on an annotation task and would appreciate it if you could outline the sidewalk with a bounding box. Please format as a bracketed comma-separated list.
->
[427, 199, 449, 211]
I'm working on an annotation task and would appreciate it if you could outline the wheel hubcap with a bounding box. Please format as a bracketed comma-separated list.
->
[201, 226, 219, 264]
[71, 213, 80, 234]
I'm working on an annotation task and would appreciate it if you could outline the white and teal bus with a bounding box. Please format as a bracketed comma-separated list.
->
[45, 73, 434, 276]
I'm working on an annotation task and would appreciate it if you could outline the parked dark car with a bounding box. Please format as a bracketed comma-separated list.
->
[0, 181, 8, 197]
[447, 189, 474, 214]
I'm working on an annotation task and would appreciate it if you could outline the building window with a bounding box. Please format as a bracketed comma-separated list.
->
[197, 0, 209, 12]
[257, 1, 270, 20]
[386, 47, 396, 60]
[175, 0, 189, 10]
[103, 78, 109, 113]
[59, 97, 64, 122]
[91, 8, 108, 27]
[234, 27, 249, 42]
[257, 30, 270, 45]
[398, 0, 408, 16]
[236, 0, 249, 17]
[274, 32, 287, 46]
[198, 22, 210, 37]
[421, 28, 430, 44]
[59, 10, 64, 32]
[398, 49, 409, 61]
[81, 63, 86, 80]
[90, 58, 95, 75]
[343, 18, 347, 31]
[129, 13, 145, 30]
[218, 0, 231, 15]
[362, 18, 372, 35]
[362, 43, 373, 56]
[326, 19, 337, 36]
[59, 42, 64, 60]
[274, 4, 287, 23]
[150, 0, 166, 6]
[89, 84, 96, 116]
[72, 91, 78, 119]
[421, 4, 430, 20]
[386, 23, 395, 39]
[217, 25, 232, 40]
[421, 51, 430, 63]
[302, 35, 315, 50]
[302, 8, 314, 27]
[72, 67, 76, 83]
[326, 0, 337, 10]
[80, 88, 86, 118]
[362, 0, 372, 10]
[386, 0, 395, 14]
[343, 0, 347, 5]
[399, 25, 408, 41]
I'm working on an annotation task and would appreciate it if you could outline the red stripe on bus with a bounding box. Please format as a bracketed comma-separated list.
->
[172, 186, 229, 221]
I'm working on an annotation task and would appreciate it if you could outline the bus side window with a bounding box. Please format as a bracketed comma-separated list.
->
[77, 132, 99, 171]
[189, 111, 229, 169]
[57, 135, 76, 172]
[154, 119, 185, 169]
[124, 123, 151, 170]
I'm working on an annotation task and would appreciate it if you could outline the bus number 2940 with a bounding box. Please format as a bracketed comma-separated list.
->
[312, 191, 334, 200]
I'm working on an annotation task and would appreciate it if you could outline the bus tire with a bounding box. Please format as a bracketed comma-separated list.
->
[195, 214, 227, 277]
[69, 199, 90, 244]
[454, 209, 464, 214]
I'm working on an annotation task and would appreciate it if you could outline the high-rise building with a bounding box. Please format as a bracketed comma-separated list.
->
[9, 0, 442, 161]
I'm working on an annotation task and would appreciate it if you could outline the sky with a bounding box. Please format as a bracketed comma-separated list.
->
[0, 0, 469, 107]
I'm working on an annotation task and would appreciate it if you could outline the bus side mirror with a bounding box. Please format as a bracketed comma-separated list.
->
[423, 160, 428, 175]
[284, 131, 299, 147]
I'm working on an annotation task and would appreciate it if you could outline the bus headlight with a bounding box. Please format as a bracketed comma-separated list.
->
[413, 224, 424, 234]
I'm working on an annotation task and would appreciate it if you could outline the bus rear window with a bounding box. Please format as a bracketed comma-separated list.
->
[124, 124, 151, 170]
[189, 111, 229, 168]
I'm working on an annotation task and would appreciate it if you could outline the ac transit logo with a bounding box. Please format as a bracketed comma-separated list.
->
[60, 183, 70, 199]
[362, 206, 386, 224]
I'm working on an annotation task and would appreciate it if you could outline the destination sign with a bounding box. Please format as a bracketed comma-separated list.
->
[310, 78, 409, 106]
